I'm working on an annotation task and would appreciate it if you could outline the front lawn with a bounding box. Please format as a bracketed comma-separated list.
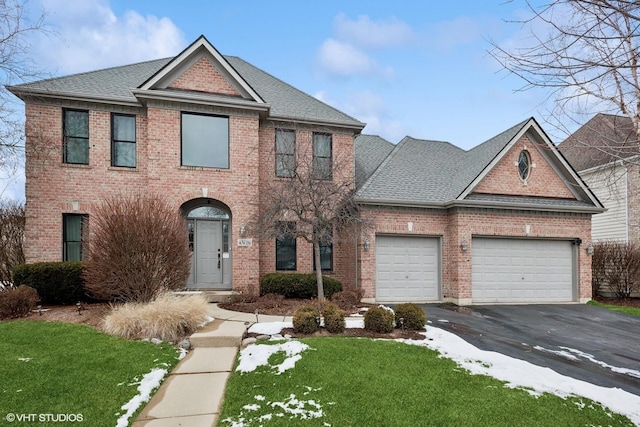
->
[219, 337, 634, 426]
[588, 300, 640, 317]
[0, 321, 181, 426]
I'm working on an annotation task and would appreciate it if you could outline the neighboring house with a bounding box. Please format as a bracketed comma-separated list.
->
[559, 113, 640, 244]
[8, 35, 603, 305]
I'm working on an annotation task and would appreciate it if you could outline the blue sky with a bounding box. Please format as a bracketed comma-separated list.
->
[3, 0, 557, 200]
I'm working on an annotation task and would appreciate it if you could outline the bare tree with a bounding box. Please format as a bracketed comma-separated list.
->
[0, 0, 47, 191]
[253, 134, 364, 302]
[0, 199, 24, 287]
[491, 1, 640, 155]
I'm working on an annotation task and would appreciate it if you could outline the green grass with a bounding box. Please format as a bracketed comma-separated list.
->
[219, 337, 633, 427]
[588, 300, 640, 317]
[0, 321, 181, 426]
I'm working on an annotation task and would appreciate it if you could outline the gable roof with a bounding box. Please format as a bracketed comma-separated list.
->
[355, 134, 395, 189]
[558, 113, 639, 172]
[356, 117, 603, 212]
[7, 36, 365, 131]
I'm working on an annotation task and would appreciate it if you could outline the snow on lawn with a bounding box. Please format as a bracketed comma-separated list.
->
[115, 368, 168, 427]
[237, 341, 310, 375]
[242, 321, 640, 425]
[403, 326, 640, 425]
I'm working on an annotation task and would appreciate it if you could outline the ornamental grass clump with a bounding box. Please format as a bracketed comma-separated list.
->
[323, 303, 345, 333]
[293, 305, 320, 334]
[364, 305, 394, 333]
[394, 303, 427, 330]
[102, 292, 209, 342]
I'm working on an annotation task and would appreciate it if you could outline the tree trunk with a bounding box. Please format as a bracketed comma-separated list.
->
[313, 240, 325, 303]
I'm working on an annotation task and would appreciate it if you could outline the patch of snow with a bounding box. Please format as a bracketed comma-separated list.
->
[559, 346, 640, 379]
[198, 316, 214, 328]
[17, 357, 32, 362]
[150, 338, 163, 345]
[379, 305, 394, 314]
[178, 347, 188, 360]
[345, 318, 364, 329]
[269, 394, 324, 420]
[249, 321, 292, 335]
[237, 341, 310, 375]
[115, 368, 167, 427]
[400, 326, 640, 425]
[533, 345, 581, 362]
[243, 403, 260, 411]
[255, 395, 265, 401]
[437, 319, 449, 323]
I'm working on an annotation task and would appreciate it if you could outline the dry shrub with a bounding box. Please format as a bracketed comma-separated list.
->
[364, 306, 394, 333]
[330, 289, 363, 311]
[83, 193, 191, 303]
[592, 241, 640, 298]
[323, 303, 345, 333]
[293, 305, 320, 334]
[0, 285, 38, 319]
[102, 292, 209, 342]
[0, 200, 25, 287]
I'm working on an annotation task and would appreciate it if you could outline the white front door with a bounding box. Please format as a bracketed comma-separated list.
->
[195, 220, 222, 286]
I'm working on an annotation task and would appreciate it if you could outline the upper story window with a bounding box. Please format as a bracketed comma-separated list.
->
[518, 150, 531, 181]
[112, 114, 136, 168]
[63, 213, 88, 261]
[275, 129, 296, 177]
[181, 112, 229, 168]
[313, 132, 332, 179]
[63, 109, 89, 164]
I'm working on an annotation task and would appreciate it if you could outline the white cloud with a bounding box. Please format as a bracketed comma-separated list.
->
[342, 90, 407, 142]
[333, 13, 415, 49]
[427, 16, 484, 51]
[316, 38, 377, 77]
[36, 0, 186, 74]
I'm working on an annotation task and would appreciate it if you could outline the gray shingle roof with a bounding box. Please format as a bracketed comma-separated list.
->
[8, 55, 364, 129]
[354, 134, 395, 189]
[558, 113, 639, 171]
[356, 119, 529, 204]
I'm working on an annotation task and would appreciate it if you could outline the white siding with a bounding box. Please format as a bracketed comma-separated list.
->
[582, 166, 628, 242]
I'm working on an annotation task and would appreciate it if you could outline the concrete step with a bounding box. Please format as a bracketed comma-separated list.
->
[189, 319, 247, 348]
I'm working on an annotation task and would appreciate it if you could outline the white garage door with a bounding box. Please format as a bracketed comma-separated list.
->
[376, 236, 439, 302]
[472, 238, 574, 303]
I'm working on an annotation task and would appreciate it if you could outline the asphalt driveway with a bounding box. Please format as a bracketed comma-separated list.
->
[420, 304, 640, 396]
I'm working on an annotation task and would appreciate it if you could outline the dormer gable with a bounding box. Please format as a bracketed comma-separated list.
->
[133, 35, 267, 113]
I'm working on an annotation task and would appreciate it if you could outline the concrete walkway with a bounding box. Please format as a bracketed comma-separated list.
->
[133, 304, 291, 427]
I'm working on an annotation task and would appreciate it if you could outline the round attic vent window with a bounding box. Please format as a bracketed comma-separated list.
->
[518, 150, 531, 181]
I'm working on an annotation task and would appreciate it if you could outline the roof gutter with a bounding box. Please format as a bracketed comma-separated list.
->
[268, 114, 366, 133]
[6, 86, 142, 108]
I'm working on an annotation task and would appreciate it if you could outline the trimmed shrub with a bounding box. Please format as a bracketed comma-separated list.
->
[293, 305, 320, 334]
[364, 305, 394, 333]
[394, 303, 426, 330]
[0, 285, 39, 318]
[12, 261, 86, 305]
[83, 193, 191, 303]
[323, 303, 345, 333]
[260, 273, 342, 299]
[330, 289, 363, 311]
[102, 292, 210, 342]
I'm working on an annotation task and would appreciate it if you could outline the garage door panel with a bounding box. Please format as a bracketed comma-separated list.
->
[376, 236, 439, 303]
[472, 238, 574, 303]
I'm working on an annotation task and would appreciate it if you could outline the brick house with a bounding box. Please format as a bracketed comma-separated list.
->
[8, 36, 603, 305]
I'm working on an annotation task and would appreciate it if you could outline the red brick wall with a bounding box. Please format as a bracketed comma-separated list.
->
[169, 56, 241, 96]
[473, 134, 575, 198]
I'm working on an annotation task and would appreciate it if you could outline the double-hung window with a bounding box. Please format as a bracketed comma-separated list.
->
[275, 129, 296, 177]
[63, 109, 89, 164]
[313, 230, 333, 271]
[63, 214, 87, 261]
[181, 112, 229, 168]
[313, 133, 332, 179]
[275, 222, 296, 271]
[111, 114, 136, 167]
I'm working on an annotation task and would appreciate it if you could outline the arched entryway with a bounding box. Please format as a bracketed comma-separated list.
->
[181, 198, 232, 290]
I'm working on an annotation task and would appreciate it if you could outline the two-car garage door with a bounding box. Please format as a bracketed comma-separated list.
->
[472, 238, 574, 303]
